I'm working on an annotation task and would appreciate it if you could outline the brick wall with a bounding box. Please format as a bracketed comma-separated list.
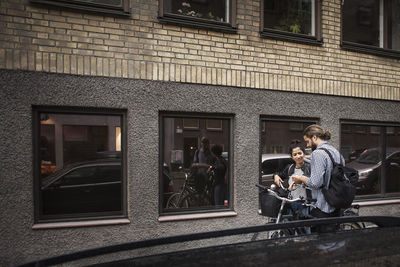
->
[0, 0, 399, 100]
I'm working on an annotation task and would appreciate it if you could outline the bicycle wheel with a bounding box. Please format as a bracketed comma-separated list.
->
[180, 192, 211, 208]
[166, 193, 187, 209]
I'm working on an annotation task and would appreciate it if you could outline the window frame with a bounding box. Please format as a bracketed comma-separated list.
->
[341, 0, 400, 59]
[159, 112, 234, 217]
[158, 0, 237, 33]
[32, 105, 128, 224]
[259, 116, 319, 187]
[340, 120, 400, 199]
[30, 0, 130, 17]
[260, 0, 323, 45]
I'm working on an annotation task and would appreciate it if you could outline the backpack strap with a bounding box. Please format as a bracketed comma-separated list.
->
[317, 147, 336, 189]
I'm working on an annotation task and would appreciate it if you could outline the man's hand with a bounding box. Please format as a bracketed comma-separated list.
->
[292, 175, 306, 184]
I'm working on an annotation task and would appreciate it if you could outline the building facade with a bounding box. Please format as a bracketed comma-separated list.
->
[1, 0, 400, 265]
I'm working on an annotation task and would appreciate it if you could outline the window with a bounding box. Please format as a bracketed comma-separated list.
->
[261, 0, 322, 45]
[30, 0, 130, 16]
[159, 0, 237, 33]
[260, 118, 317, 187]
[341, 122, 400, 197]
[342, 0, 400, 58]
[160, 113, 233, 215]
[33, 106, 126, 222]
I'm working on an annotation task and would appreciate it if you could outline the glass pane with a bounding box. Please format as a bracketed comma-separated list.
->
[164, 0, 228, 23]
[260, 121, 314, 186]
[385, 126, 400, 193]
[39, 112, 122, 216]
[342, 0, 381, 47]
[264, 0, 314, 35]
[162, 116, 231, 212]
[341, 124, 382, 196]
[389, 0, 400, 51]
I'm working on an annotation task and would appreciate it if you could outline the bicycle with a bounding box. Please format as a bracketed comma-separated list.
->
[166, 167, 214, 209]
[256, 183, 315, 239]
[256, 183, 365, 239]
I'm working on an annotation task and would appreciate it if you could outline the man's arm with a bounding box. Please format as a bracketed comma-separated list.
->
[292, 150, 326, 188]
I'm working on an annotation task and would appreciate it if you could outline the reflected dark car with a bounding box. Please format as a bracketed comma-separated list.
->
[346, 147, 400, 194]
[261, 154, 294, 187]
[347, 148, 366, 163]
[41, 157, 122, 215]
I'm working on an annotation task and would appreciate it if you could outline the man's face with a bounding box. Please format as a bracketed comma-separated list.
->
[304, 135, 318, 151]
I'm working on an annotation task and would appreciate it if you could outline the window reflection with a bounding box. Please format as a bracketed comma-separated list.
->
[260, 120, 315, 187]
[161, 115, 231, 213]
[38, 112, 123, 218]
[341, 124, 400, 196]
[386, 126, 400, 194]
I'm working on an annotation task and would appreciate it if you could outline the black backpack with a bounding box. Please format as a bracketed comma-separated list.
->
[319, 148, 359, 209]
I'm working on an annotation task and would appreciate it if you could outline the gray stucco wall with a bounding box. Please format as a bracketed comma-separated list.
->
[1, 70, 400, 266]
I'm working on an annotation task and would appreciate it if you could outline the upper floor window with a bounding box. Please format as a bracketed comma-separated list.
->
[33, 106, 127, 223]
[30, 0, 130, 16]
[261, 0, 322, 45]
[159, 0, 237, 33]
[160, 113, 233, 216]
[342, 0, 400, 58]
[340, 122, 400, 197]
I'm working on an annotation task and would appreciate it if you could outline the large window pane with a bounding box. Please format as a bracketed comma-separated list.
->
[161, 115, 232, 214]
[388, 0, 400, 50]
[164, 0, 229, 23]
[264, 0, 315, 35]
[343, 0, 381, 47]
[260, 120, 315, 187]
[36, 110, 124, 220]
[341, 124, 383, 196]
[385, 126, 400, 194]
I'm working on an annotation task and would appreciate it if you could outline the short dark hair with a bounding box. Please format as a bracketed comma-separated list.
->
[303, 124, 331, 141]
[211, 144, 223, 157]
[288, 139, 305, 155]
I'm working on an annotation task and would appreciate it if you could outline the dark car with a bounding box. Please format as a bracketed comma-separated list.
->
[41, 157, 122, 216]
[346, 147, 400, 194]
[261, 154, 294, 187]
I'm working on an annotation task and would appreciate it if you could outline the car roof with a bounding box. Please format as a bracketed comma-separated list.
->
[41, 158, 121, 189]
[261, 153, 291, 162]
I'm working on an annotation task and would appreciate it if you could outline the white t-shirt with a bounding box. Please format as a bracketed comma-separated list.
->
[289, 167, 308, 200]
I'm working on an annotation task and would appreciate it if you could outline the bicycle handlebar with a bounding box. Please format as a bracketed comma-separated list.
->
[256, 184, 316, 207]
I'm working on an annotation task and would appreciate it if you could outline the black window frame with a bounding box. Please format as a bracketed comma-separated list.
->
[341, 0, 400, 59]
[33, 105, 128, 224]
[340, 120, 400, 200]
[259, 116, 319, 187]
[158, 0, 238, 33]
[260, 0, 323, 46]
[30, 0, 130, 17]
[159, 112, 234, 216]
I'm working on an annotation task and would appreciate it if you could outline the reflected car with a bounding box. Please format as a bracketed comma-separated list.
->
[261, 154, 294, 187]
[41, 157, 122, 216]
[346, 147, 400, 194]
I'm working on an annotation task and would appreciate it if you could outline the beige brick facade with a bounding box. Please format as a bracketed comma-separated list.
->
[1, 0, 399, 101]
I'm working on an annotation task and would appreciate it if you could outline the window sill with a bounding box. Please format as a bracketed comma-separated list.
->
[158, 211, 237, 222]
[341, 41, 400, 59]
[260, 30, 322, 46]
[158, 16, 237, 34]
[30, 0, 131, 17]
[32, 218, 130, 230]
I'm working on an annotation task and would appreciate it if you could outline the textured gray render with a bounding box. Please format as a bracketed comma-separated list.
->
[1, 69, 400, 266]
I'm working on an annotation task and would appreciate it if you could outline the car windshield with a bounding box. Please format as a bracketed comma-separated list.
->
[356, 149, 380, 164]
